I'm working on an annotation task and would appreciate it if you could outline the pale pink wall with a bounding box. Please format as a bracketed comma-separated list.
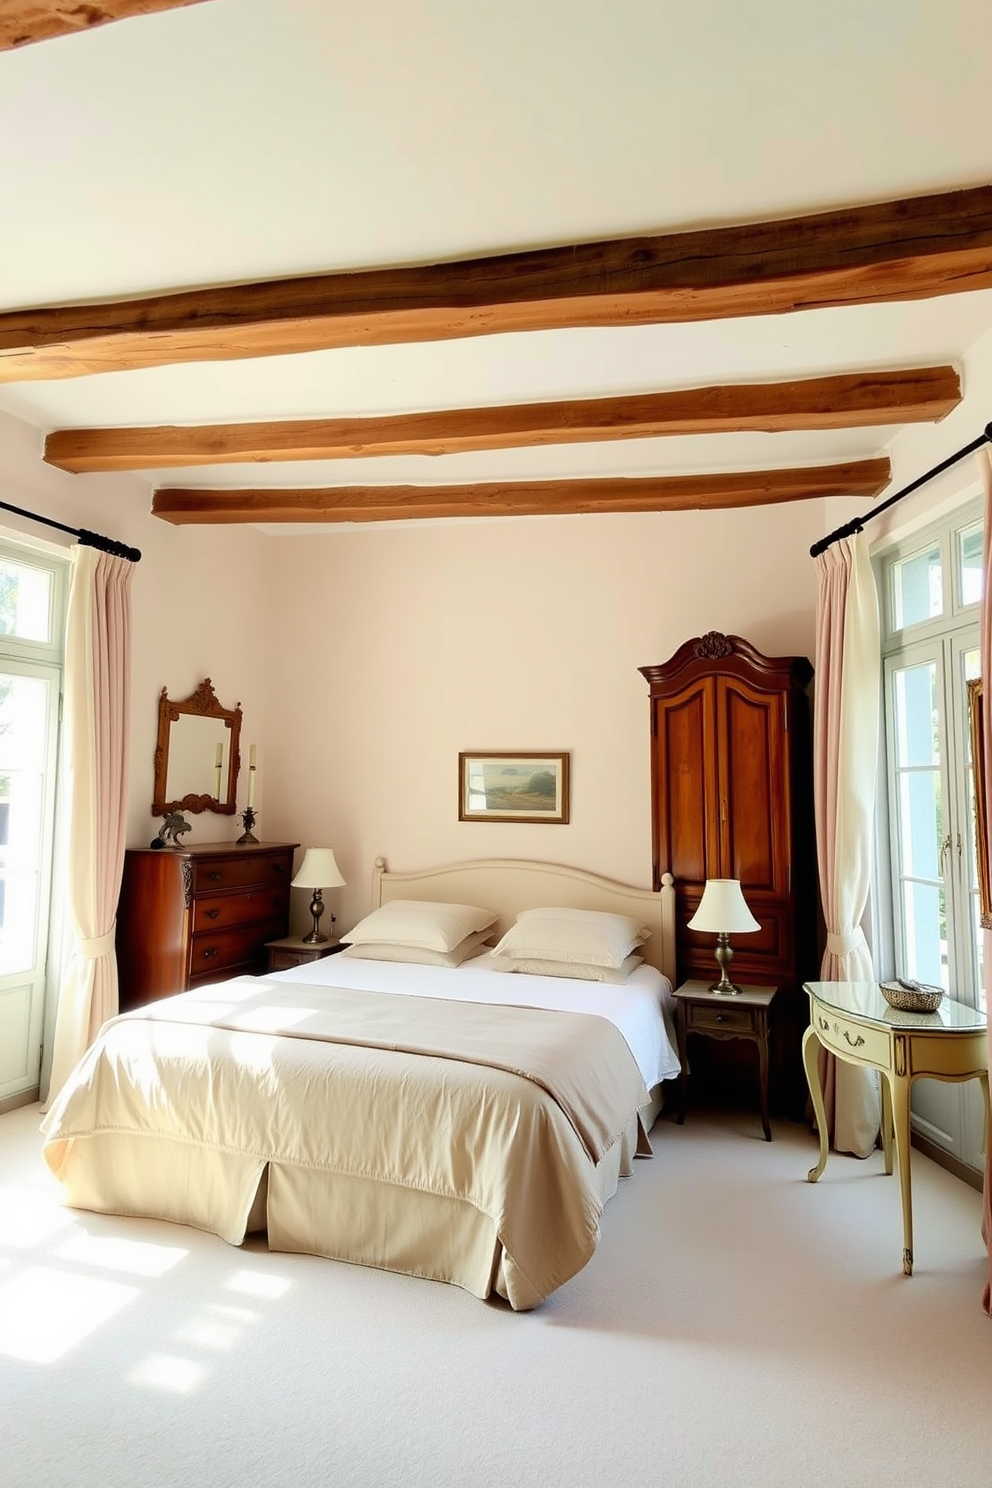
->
[0, 409, 271, 851]
[260, 503, 828, 935]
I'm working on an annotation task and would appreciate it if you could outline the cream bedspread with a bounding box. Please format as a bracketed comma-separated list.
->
[41, 976, 651, 1309]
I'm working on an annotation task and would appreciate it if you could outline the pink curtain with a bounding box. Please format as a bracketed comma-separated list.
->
[979, 446, 992, 1316]
[813, 532, 882, 1157]
[46, 546, 133, 1102]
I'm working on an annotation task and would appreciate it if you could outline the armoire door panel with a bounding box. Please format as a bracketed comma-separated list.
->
[682, 896, 794, 973]
[719, 680, 790, 893]
[651, 681, 720, 885]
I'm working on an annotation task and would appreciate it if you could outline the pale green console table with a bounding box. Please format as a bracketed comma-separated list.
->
[803, 980, 989, 1276]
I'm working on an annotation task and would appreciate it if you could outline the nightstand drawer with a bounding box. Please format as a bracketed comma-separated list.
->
[812, 1007, 890, 1067]
[266, 940, 344, 973]
[686, 1001, 756, 1035]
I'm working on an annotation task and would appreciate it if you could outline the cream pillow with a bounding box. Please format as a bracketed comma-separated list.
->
[339, 928, 493, 969]
[489, 951, 644, 984]
[343, 898, 498, 954]
[491, 908, 650, 969]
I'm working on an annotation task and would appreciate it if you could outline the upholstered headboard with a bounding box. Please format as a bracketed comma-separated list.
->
[371, 856, 677, 984]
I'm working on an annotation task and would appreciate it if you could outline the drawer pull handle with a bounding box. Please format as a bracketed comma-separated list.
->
[715, 1014, 728, 1023]
[271, 863, 285, 874]
[843, 1031, 865, 1049]
[202, 948, 218, 959]
[207, 871, 222, 881]
[204, 909, 220, 920]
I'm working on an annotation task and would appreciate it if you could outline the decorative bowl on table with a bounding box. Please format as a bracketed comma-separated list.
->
[879, 978, 944, 1013]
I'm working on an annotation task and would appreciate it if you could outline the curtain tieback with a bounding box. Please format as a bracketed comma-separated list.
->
[78, 928, 116, 958]
[825, 929, 865, 957]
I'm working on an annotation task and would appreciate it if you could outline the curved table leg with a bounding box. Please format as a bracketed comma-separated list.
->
[880, 1074, 894, 1176]
[886, 1071, 914, 1276]
[803, 1024, 829, 1183]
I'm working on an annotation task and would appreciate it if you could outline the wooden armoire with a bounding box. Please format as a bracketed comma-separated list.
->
[639, 632, 817, 1113]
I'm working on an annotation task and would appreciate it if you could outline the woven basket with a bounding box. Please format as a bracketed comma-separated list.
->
[879, 979, 944, 1013]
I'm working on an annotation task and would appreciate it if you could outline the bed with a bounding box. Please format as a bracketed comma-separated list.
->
[41, 857, 678, 1310]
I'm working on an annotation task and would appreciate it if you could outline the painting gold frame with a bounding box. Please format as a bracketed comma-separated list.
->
[967, 677, 992, 930]
[458, 751, 570, 824]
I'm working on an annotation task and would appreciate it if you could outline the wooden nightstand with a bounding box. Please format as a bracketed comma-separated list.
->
[671, 979, 779, 1141]
[265, 936, 347, 973]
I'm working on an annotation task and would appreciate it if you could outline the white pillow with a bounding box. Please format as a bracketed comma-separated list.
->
[344, 898, 498, 954]
[491, 908, 650, 969]
[339, 928, 493, 969]
[489, 951, 644, 984]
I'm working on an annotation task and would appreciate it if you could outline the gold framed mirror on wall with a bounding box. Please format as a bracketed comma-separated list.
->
[967, 677, 992, 930]
[153, 678, 242, 816]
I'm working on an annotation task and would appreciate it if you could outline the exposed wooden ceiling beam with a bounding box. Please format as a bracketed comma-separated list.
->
[43, 367, 959, 474]
[3, 186, 992, 383]
[0, 1, 209, 51]
[152, 458, 890, 525]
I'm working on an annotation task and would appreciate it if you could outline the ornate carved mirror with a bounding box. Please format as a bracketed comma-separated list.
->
[153, 679, 242, 816]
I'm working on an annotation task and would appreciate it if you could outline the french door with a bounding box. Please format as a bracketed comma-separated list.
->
[0, 541, 65, 1107]
[879, 501, 986, 1172]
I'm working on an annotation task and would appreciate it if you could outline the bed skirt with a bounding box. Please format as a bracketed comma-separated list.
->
[44, 1102, 654, 1309]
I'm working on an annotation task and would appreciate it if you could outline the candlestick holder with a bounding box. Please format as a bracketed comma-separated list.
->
[236, 805, 259, 845]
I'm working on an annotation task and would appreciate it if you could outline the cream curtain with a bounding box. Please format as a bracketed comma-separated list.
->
[813, 531, 882, 1158]
[977, 446, 992, 1317]
[47, 545, 133, 1103]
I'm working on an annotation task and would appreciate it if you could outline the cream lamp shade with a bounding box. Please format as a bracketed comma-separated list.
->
[291, 848, 346, 944]
[686, 878, 760, 994]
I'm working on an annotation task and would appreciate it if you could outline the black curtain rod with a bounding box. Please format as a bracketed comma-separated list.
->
[809, 421, 992, 559]
[0, 499, 141, 563]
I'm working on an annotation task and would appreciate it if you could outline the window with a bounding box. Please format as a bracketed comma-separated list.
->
[0, 537, 66, 1103]
[878, 498, 984, 1013]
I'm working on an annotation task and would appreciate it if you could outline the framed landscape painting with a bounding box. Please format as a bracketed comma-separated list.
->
[458, 751, 570, 824]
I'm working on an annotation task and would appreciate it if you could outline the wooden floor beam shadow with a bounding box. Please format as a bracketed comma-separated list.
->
[3, 185, 992, 381]
[44, 368, 959, 474]
[152, 458, 891, 525]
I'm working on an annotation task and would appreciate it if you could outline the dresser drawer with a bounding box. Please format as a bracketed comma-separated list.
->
[188, 914, 288, 980]
[687, 1001, 756, 1035]
[811, 1006, 891, 1067]
[192, 885, 289, 934]
[191, 850, 293, 894]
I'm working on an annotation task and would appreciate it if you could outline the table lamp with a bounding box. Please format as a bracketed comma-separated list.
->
[687, 878, 760, 994]
[291, 847, 346, 944]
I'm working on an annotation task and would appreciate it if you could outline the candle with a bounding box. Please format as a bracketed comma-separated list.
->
[247, 744, 256, 807]
[214, 742, 223, 795]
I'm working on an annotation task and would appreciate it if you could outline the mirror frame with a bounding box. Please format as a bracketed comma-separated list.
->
[153, 678, 242, 817]
[967, 677, 992, 930]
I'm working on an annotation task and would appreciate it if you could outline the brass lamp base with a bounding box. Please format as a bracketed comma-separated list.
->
[302, 888, 327, 944]
[709, 932, 743, 994]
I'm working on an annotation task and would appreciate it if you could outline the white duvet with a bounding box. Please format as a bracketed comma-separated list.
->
[272, 949, 681, 1090]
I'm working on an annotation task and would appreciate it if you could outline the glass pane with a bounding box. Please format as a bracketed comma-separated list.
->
[892, 662, 939, 768]
[0, 561, 52, 644]
[896, 768, 941, 879]
[0, 674, 50, 975]
[891, 545, 942, 629]
[901, 880, 947, 990]
[958, 521, 984, 608]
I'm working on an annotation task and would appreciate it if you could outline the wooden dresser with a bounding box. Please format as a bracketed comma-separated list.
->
[116, 840, 299, 1010]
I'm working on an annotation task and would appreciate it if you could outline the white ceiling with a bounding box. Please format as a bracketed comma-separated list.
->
[2, 0, 992, 529]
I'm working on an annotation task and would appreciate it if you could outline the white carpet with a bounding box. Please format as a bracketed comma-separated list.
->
[1, 1101, 989, 1488]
